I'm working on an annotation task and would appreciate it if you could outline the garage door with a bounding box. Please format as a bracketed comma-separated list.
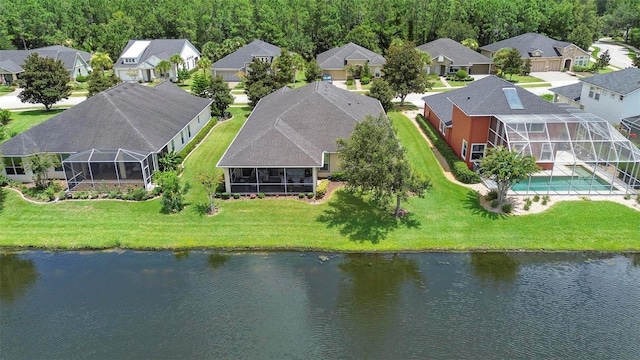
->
[214, 70, 241, 82]
[531, 60, 546, 72]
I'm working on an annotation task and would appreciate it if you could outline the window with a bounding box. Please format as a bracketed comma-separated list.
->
[197, 114, 201, 124]
[470, 144, 486, 160]
[124, 58, 136, 64]
[619, 95, 624, 101]
[439, 121, 446, 135]
[180, 131, 185, 144]
[540, 143, 554, 161]
[170, 139, 175, 152]
[448, 67, 460, 73]
[527, 123, 545, 133]
[4, 157, 25, 175]
[589, 87, 601, 100]
[461, 140, 468, 160]
[588, 86, 594, 98]
[575, 56, 588, 67]
[187, 125, 191, 138]
[375, 69, 381, 78]
[321, 153, 330, 171]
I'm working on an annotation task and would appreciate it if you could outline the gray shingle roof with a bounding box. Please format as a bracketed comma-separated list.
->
[423, 76, 567, 125]
[114, 39, 199, 67]
[212, 40, 281, 70]
[0, 46, 92, 72]
[217, 82, 385, 167]
[316, 43, 386, 69]
[416, 38, 492, 66]
[0, 59, 23, 74]
[580, 68, 640, 95]
[0, 81, 212, 156]
[479, 33, 583, 58]
[549, 83, 582, 101]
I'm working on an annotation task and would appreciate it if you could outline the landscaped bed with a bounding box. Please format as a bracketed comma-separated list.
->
[0, 108, 638, 251]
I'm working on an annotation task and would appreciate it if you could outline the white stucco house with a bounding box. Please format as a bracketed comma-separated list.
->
[578, 68, 640, 125]
[114, 39, 200, 83]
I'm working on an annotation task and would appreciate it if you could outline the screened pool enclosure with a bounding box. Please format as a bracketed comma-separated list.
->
[63, 149, 153, 191]
[487, 113, 640, 195]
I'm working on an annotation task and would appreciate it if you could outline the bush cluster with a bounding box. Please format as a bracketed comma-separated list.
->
[416, 114, 481, 184]
[360, 77, 370, 85]
[315, 179, 329, 199]
[502, 203, 513, 213]
[178, 117, 218, 159]
[75, 75, 88, 82]
[523, 197, 532, 211]
[485, 190, 498, 201]
[572, 65, 590, 72]
[329, 172, 347, 182]
[346, 77, 354, 86]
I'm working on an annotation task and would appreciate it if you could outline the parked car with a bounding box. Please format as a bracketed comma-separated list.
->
[322, 74, 332, 84]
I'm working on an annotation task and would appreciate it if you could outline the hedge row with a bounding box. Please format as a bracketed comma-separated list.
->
[178, 117, 218, 159]
[415, 114, 481, 184]
[316, 179, 329, 198]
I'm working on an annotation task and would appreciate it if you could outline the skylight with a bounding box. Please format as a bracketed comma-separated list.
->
[503, 88, 524, 110]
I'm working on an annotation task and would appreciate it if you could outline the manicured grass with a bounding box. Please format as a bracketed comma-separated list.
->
[0, 85, 15, 95]
[446, 80, 472, 87]
[505, 74, 545, 83]
[0, 110, 638, 250]
[4, 109, 63, 136]
[520, 83, 552, 88]
[591, 46, 600, 60]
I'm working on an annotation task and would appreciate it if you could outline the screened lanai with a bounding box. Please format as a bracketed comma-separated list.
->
[63, 149, 153, 191]
[487, 113, 640, 195]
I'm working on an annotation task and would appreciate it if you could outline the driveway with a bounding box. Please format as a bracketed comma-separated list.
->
[593, 40, 634, 69]
[0, 88, 86, 110]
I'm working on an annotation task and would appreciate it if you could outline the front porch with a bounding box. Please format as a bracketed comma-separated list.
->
[223, 167, 317, 194]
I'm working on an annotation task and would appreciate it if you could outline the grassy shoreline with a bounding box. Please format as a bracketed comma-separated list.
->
[1, 109, 638, 251]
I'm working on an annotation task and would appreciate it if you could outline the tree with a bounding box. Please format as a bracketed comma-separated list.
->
[304, 59, 322, 82]
[244, 58, 278, 107]
[86, 70, 120, 97]
[24, 153, 60, 189]
[155, 60, 171, 79]
[90, 52, 113, 72]
[493, 48, 523, 80]
[479, 146, 540, 205]
[169, 53, 184, 80]
[367, 79, 395, 111]
[197, 57, 212, 76]
[382, 41, 431, 106]
[344, 24, 382, 54]
[633, 53, 640, 68]
[208, 75, 234, 118]
[461, 38, 479, 50]
[522, 59, 532, 75]
[595, 49, 611, 71]
[18, 53, 71, 111]
[337, 114, 431, 217]
[272, 48, 294, 86]
[177, 66, 190, 84]
[190, 73, 209, 97]
[155, 171, 189, 213]
[196, 170, 219, 214]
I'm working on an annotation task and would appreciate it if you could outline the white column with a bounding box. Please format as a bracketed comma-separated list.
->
[312, 167, 318, 195]
[224, 168, 231, 193]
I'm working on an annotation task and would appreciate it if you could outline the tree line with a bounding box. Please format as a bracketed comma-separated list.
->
[2, 0, 637, 62]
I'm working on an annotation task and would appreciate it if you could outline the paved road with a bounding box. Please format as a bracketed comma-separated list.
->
[593, 40, 633, 69]
[0, 88, 86, 110]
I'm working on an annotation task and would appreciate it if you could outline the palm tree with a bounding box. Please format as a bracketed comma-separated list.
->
[197, 57, 212, 77]
[90, 52, 113, 74]
[155, 60, 171, 79]
[169, 53, 185, 80]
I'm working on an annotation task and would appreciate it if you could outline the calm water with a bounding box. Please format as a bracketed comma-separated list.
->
[1, 251, 639, 359]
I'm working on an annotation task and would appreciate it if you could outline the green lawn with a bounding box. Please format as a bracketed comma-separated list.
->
[505, 74, 545, 83]
[520, 83, 552, 88]
[0, 109, 638, 250]
[446, 80, 471, 87]
[0, 85, 15, 96]
[4, 109, 63, 136]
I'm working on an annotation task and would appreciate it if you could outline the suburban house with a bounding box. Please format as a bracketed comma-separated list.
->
[549, 82, 582, 108]
[422, 76, 639, 195]
[578, 68, 640, 125]
[416, 38, 493, 75]
[114, 39, 200, 82]
[316, 42, 386, 80]
[212, 40, 281, 81]
[479, 33, 590, 72]
[1, 81, 212, 190]
[217, 81, 385, 195]
[0, 45, 92, 84]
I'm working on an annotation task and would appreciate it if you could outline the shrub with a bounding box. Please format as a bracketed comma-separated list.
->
[177, 117, 218, 160]
[151, 186, 163, 196]
[572, 65, 590, 72]
[360, 77, 370, 85]
[75, 75, 88, 82]
[107, 190, 121, 199]
[523, 197, 532, 211]
[0, 175, 9, 187]
[533, 194, 540, 202]
[455, 69, 468, 80]
[316, 179, 329, 199]
[330, 172, 347, 182]
[542, 195, 550, 205]
[540, 94, 553, 102]
[258, 192, 265, 199]
[502, 203, 513, 213]
[298, 193, 305, 199]
[75, 191, 89, 199]
[415, 115, 481, 184]
[130, 188, 148, 201]
[346, 78, 354, 86]
[221, 192, 230, 200]
[306, 192, 314, 199]
[490, 199, 499, 208]
[485, 190, 498, 201]
[232, 193, 240, 199]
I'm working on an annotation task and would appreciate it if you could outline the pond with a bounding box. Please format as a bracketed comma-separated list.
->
[1, 251, 639, 359]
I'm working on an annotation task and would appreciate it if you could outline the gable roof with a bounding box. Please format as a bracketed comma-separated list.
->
[114, 39, 199, 68]
[479, 33, 586, 58]
[0, 59, 23, 74]
[416, 38, 492, 66]
[0, 81, 212, 156]
[423, 76, 568, 125]
[0, 46, 92, 72]
[217, 82, 385, 167]
[580, 68, 640, 95]
[316, 42, 386, 69]
[549, 83, 582, 101]
[212, 40, 281, 70]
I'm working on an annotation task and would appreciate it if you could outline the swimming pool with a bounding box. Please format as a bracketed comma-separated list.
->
[512, 175, 613, 192]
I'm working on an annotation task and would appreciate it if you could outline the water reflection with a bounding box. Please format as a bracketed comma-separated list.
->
[207, 252, 230, 269]
[173, 250, 190, 260]
[0, 253, 39, 303]
[470, 252, 519, 283]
